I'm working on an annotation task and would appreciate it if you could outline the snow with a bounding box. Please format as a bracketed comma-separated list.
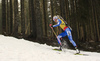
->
[0, 35, 100, 61]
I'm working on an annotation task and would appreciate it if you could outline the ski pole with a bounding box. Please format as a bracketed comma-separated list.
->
[50, 26, 62, 46]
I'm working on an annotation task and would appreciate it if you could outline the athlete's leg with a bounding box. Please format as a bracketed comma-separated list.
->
[65, 28, 77, 47]
[57, 31, 67, 50]
[57, 31, 67, 46]
[65, 28, 80, 53]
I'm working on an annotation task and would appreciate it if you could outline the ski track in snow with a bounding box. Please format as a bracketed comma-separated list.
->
[0, 35, 100, 61]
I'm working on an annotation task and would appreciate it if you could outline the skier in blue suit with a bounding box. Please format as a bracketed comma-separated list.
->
[49, 15, 80, 53]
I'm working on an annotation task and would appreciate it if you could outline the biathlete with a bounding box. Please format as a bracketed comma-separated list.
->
[49, 15, 80, 53]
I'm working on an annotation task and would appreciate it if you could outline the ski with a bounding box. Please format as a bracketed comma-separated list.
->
[53, 48, 89, 56]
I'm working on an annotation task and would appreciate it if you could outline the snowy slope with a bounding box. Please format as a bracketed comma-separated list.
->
[0, 35, 100, 61]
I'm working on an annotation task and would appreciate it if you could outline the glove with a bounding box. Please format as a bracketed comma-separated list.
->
[49, 24, 53, 29]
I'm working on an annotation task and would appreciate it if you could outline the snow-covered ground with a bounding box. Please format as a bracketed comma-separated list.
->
[0, 35, 100, 61]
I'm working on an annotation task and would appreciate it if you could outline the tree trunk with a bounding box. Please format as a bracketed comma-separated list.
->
[21, 0, 25, 37]
[2, 0, 6, 35]
[9, 0, 13, 35]
[0, 0, 2, 33]
[34, 0, 43, 39]
[13, 0, 19, 37]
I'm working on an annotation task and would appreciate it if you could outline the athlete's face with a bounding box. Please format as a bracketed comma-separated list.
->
[54, 19, 58, 22]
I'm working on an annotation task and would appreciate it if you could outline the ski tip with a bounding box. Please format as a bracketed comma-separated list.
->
[74, 53, 89, 56]
[53, 48, 62, 51]
[74, 53, 83, 55]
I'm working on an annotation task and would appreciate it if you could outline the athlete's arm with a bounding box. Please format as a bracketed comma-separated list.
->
[53, 19, 62, 27]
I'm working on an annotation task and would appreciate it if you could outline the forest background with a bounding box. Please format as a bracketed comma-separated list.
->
[0, 0, 100, 52]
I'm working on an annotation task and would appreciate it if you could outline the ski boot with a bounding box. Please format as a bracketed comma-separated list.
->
[59, 45, 62, 51]
[75, 47, 80, 54]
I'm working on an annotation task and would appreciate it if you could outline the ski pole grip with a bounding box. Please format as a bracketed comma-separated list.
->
[49, 24, 52, 26]
[49, 24, 53, 29]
